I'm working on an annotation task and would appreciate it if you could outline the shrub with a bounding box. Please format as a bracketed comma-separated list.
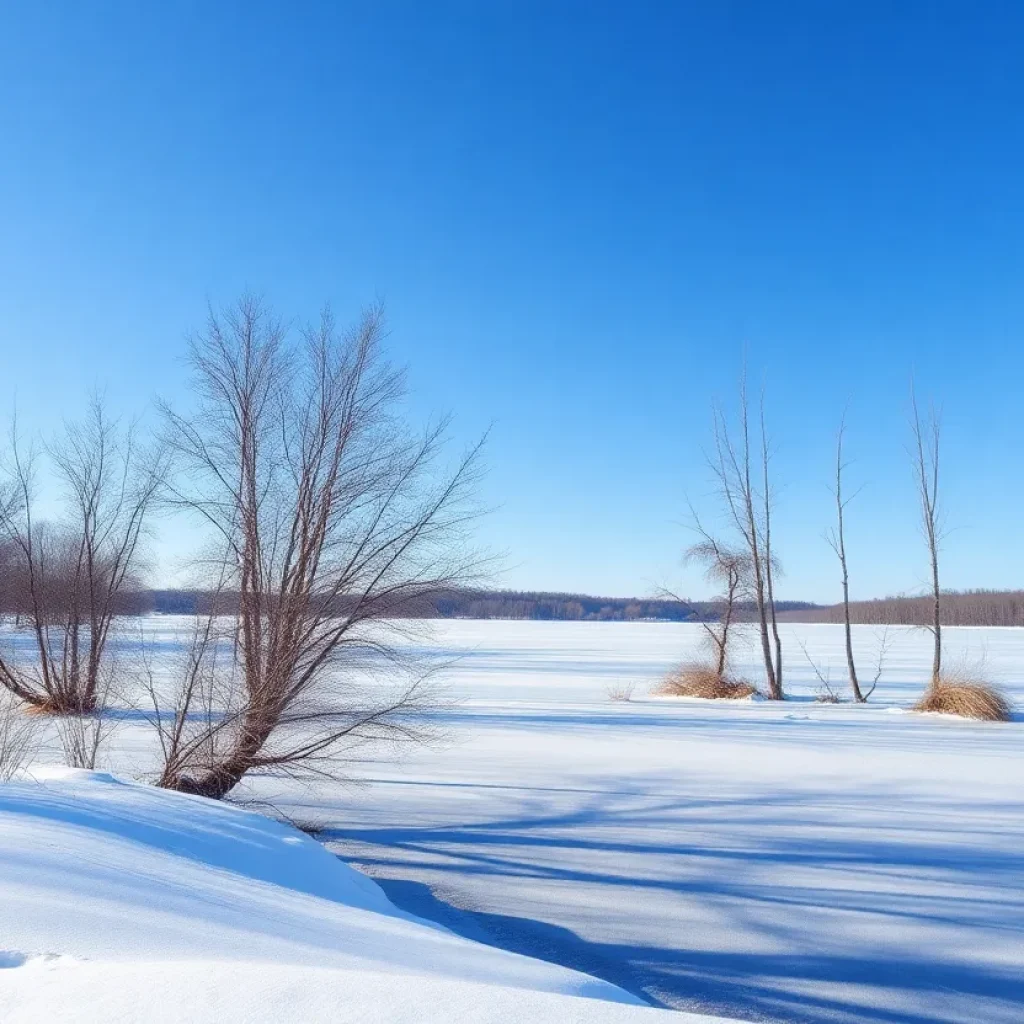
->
[606, 682, 636, 702]
[913, 679, 1012, 722]
[0, 691, 39, 781]
[655, 664, 758, 700]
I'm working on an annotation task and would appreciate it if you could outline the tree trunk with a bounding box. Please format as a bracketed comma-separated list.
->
[161, 708, 276, 800]
[842, 567, 864, 701]
[931, 551, 942, 687]
[716, 581, 735, 678]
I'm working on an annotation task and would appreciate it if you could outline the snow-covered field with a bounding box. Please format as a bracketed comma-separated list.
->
[3, 619, 1023, 1023]
[0, 766, 711, 1023]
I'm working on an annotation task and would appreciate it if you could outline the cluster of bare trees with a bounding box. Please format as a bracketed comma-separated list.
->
[0, 296, 485, 798]
[820, 389, 943, 700]
[683, 376, 785, 697]
[687, 376, 954, 705]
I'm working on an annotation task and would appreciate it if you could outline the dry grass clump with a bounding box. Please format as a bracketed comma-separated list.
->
[913, 678, 1012, 722]
[655, 664, 758, 700]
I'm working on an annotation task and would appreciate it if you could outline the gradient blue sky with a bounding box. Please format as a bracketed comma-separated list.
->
[1, 1, 1023, 602]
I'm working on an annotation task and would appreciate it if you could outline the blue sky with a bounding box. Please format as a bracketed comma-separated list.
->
[1, 1, 1023, 602]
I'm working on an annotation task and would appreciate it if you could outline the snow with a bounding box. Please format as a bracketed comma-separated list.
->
[0, 766, 718, 1023]
[3, 618, 1024, 1022]
[268, 621, 1024, 1024]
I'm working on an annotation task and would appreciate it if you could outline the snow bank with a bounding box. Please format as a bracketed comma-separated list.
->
[0, 768, 728, 1023]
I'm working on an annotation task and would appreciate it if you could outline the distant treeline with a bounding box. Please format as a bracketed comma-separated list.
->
[142, 589, 698, 621]
[429, 591, 693, 621]
[136, 589, 817, 622]
[21, 588, 1020, 626]
[778, 589, 1024, 627]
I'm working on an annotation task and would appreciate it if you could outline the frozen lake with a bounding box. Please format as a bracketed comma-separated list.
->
[257, 620, 1024, 1024]
[22, 618, 1024, 1023]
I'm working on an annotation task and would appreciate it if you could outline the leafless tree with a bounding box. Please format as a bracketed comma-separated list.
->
[0, 399, 163, 714]
[825, 415, 866, 701]
[910, 388, 943, 687]
[864, 626, 893, 700]
[683, 520, 751, 678]
[708, 375, 784, 698]
[150, 296, 485, 800]
[796, 637, 841, 703]
[759, 397, 783, 695]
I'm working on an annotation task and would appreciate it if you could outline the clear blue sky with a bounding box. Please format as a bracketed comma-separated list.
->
[1, 1, 1023, 603]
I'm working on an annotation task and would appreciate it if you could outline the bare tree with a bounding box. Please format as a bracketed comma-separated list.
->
[825, 415, 866, 701]
[910, 388, 943, 687]
[759, 394, 783, 695]
[796, 636, 841, 703]
[708, 375, 784, 698]
[865, 626, 893, 700]
[151, 296, 485, 800]
[0, 400, 163, 713]
[683, 521, 750, 678]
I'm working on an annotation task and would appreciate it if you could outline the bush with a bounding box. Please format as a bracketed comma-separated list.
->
[913, 679, 1012, 722]
[0, 691, 39, 780]
[606, 682, 636, 702]
[654, 664, 758, 700]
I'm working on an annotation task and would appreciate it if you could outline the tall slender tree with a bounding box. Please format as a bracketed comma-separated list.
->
[910, 388, 943, 687]
[708, 374, 784, 699]
[825, 414, 866, 701]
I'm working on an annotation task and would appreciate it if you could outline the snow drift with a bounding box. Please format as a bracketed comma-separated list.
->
[0, 767, 726, 1023]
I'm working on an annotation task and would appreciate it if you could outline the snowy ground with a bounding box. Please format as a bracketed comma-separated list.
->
[4, 619, 1024, 1022]
[272, 621, 1024, 1024]
[0, 767, 712, 1023]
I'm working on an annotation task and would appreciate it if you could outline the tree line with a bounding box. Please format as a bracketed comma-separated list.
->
[778, 589, 1024, 627]
[0, 582, 820, 623]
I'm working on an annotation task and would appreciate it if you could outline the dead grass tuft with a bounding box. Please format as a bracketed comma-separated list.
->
[913, 678, 1012, 722]
[655, 664, 758, 700]
[606, 682, 636, 702]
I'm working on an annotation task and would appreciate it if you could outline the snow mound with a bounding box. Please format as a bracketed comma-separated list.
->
[0, 769, 728, 1023]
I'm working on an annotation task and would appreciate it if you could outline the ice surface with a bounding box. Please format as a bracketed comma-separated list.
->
[272, 621, 1024, 1023]
[3, 618, 1023, 1023]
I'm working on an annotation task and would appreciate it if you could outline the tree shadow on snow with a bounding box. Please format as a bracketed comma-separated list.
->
[320, 780, 1024, 1024]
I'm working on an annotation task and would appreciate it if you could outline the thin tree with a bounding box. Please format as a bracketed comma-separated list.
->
[759, 392, 783, 694]
[0, 399, 162, 713]
[825, 414, 866, 701]
[910, 388, 943, 687]
[683, 524, 750, 678]
[150, 295, 486, 800]
[709, 374, 784, 699]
